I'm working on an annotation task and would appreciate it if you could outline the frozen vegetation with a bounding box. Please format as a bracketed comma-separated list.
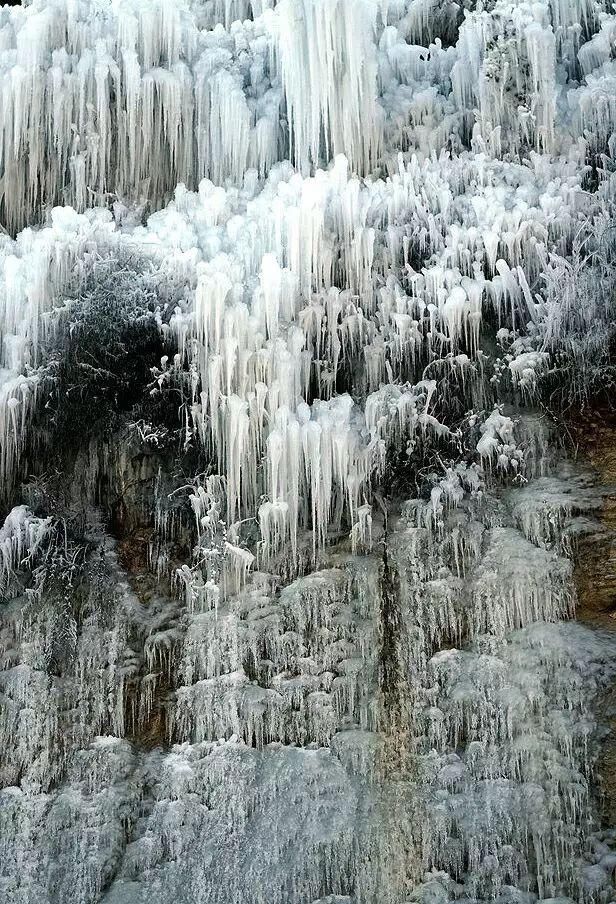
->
[0, 0, 616, 902]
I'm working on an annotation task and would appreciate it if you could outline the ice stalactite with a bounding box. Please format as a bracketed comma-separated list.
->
[453, 2, 559, 155]
[189, 0, 277, 30]
[0, 0, 284, 231]
[0, 505, 51, 594]
[277, 0, 382, 174]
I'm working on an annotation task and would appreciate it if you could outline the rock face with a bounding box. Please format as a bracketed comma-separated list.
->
[575, 417, 616, 620]
[595, 680, 616, 829]
[0, 1, 616, 903]
[571, 415, 616, 834]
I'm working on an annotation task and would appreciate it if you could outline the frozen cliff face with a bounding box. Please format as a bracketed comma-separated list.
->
[1, 0, 616, 902]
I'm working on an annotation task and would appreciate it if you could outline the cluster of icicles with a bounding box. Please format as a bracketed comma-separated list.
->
[1, 0, 616, 903]
[1, 148, 611, 567]
[0, 0, 615, 232]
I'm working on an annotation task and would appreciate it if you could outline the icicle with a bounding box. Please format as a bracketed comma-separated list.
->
[0, 505, 51, 594]
[277, 0, 382, 174]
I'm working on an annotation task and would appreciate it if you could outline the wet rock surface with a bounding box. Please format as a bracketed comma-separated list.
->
[572, 412, 616, 833]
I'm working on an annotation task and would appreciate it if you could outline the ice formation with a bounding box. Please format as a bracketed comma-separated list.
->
[1, 0, 616, 902]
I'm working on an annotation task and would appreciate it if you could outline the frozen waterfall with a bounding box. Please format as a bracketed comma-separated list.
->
[1, 0, 616, 903]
